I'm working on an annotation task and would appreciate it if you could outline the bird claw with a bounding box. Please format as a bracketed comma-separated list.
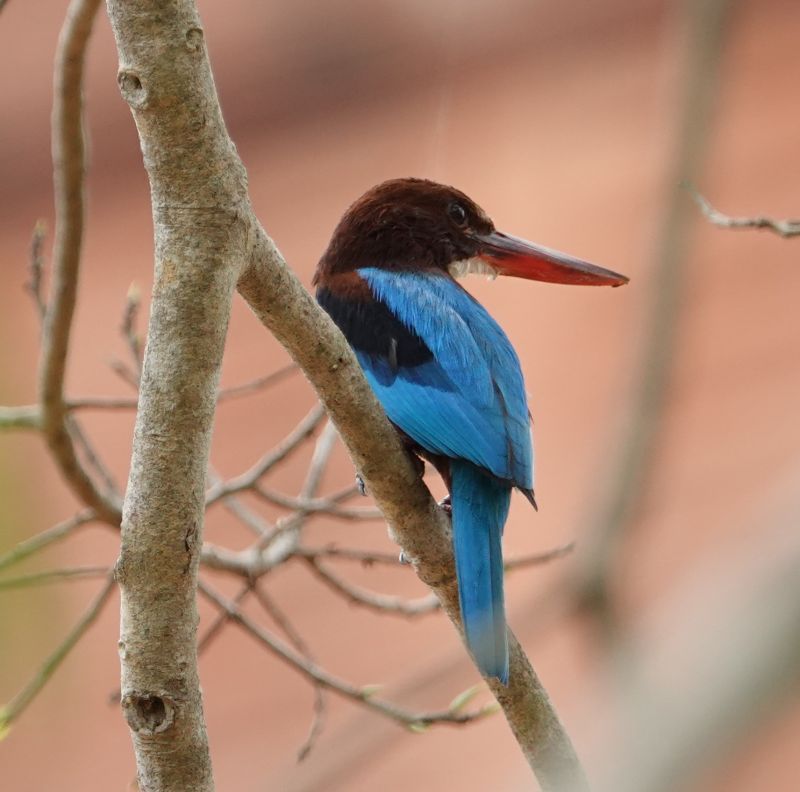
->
[398, 550, 410, 565]
[438, 495, 452, 514]
[355, 473, 367, 497]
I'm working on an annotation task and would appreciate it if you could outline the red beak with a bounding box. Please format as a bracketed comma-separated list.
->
[477, 231, 628, 287]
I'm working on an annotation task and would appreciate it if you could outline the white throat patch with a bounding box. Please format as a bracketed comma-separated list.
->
[448, 256, 498, 280]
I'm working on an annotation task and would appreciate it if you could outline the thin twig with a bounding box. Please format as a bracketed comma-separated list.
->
[687, 184, 800, 238]
[251, 585, 327, 761]
[65, 368, 301, 413]
[303, 542, 575, 616]
[0, 573, 115, 735]
[67, 396, 140, 410]
[304, 558, 439, 617]
[197, 580, 499, 730]
[27, 221, 48, 321]
[295, 545, 402, 566]
[67, 415, 121, 497]
[108, 359, 140, 390]
[206, 403, 325, 504]
[504, 542, 575, 571]
[0, 565, 109, 590]
[220, 494, 273, 538]
[120, 282, 143, 376]
[0, 510, 96, 572]
[216, 361, 298, 402]
[198, 584, 254, 655]
[36, 0, 119, 526]
[253, 487, 383, 521]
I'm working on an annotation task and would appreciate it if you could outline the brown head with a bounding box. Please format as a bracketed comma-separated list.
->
[314, 177, 629, 287]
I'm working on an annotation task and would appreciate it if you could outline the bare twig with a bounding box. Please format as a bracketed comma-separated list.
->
[0, 565, 108, 590]
[303, 543, 575, 618]
[27, 221, 48, 321]
[504, 543, 575, 571]
[67, 396, 140, 411]
[295, 545, 402, 566]
[253, 487, 382, 520]
[687, 184, 800, 238]
[67, 416, 121, 497]
[198, 580, 500, 730]
[0, 573, 115, 736]
[120, 282, 143, 374]
[108, 358, 141, 390]
[216, 361, 298, 402]
[205, 403, 325, 504]
[251, 586, 327, 761]
[66, 366, 300, 413]
[0, 510, 96, 572]
[219, 494, 273, 538]
[197, 584, 254, 655]
[304, 558, 439, 617]
[36, 0, 120, 527]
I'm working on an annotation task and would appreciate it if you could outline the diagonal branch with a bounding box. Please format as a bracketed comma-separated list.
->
[238, 226, 587, 790]
[205, 402, 325, 504]
[198, 580, 500, 730]
[0, 509, 96, 573]
[0, 574, 115, 737]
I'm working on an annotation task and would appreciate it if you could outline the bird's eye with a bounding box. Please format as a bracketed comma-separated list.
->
[448, 202, 468, 226]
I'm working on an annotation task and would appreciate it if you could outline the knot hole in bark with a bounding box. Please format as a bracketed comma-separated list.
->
[117, 71, 148, 109]
[186, 27, 204, 52]
[122, 692, 175, 735]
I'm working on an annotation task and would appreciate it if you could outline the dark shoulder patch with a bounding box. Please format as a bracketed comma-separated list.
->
[317, 286, 432, 368]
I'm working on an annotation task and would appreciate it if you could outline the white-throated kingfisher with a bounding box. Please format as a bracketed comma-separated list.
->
[314, 178, 627, 684]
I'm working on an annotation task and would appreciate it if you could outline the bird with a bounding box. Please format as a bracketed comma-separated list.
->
[313, 178, 628, 684]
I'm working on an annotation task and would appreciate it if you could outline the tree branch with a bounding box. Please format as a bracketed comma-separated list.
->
[106, 0, 253, 788]
[687, 184, 800, 238]
[0, 509, 96, 573]
[198, 580, 500, 731]
[0, 565, 108, 590]
[36, 0, 121, 526]
[205, 403, 325, 504]
[0, 574, 115, 738]
[238, 221, 587, 790]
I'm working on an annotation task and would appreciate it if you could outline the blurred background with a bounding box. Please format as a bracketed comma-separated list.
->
[2, 0, 799, 789]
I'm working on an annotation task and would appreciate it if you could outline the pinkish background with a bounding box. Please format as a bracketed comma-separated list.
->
[2, 0, 799, 789]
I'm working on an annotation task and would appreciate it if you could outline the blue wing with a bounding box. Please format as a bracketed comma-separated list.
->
[356, 268, 533, 490]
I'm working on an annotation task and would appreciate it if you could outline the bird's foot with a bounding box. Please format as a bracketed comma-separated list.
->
[438, 495, 452, 515]
[355, 473, 367, 497]
[398, 550, 410, 565]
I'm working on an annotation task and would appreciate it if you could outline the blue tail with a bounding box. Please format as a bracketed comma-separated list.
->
[450, 460, 512, 684]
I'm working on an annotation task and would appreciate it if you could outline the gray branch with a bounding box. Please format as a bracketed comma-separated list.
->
[38, 0, 121, 526]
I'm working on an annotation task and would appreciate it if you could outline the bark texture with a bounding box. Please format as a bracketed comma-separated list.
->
[107, 1, 248, 789]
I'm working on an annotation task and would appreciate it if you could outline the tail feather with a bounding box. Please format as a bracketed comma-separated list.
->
[450, 460, 511, 684]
